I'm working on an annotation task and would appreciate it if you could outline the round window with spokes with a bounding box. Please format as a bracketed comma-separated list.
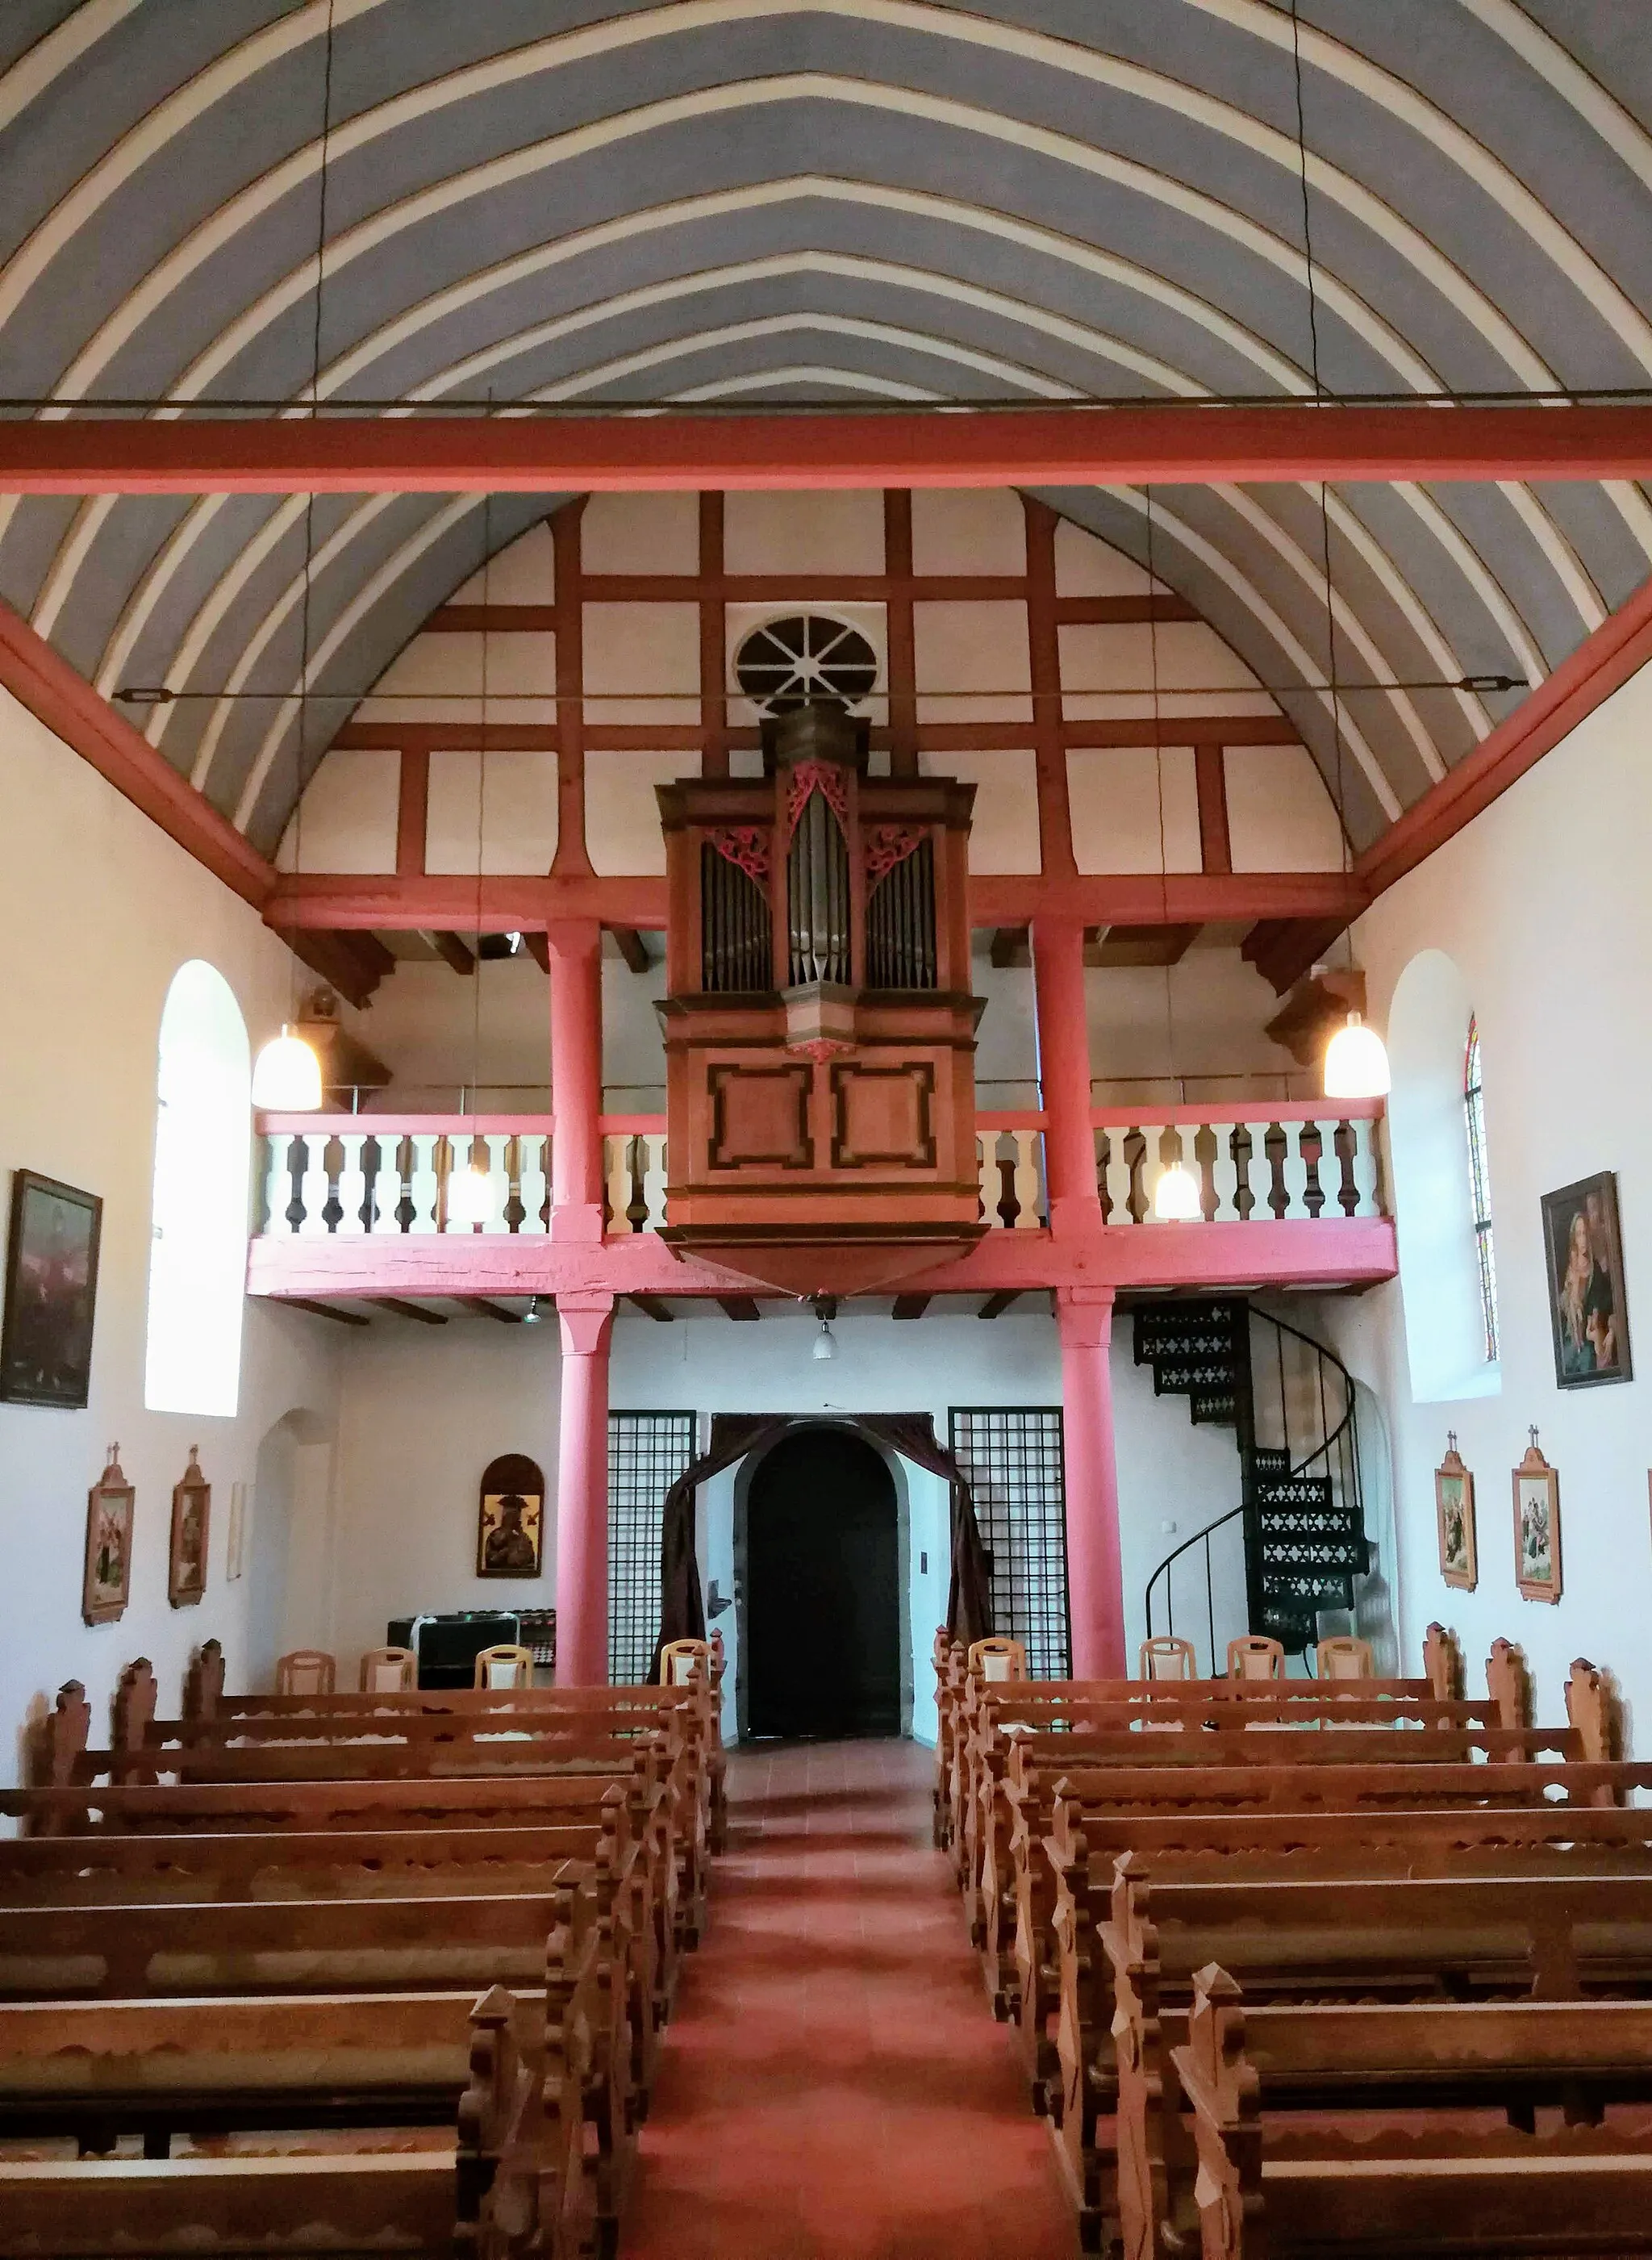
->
[733, 614, 878, 713]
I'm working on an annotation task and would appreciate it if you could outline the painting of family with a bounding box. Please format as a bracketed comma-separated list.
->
[1542, 1172, 1631, 1389]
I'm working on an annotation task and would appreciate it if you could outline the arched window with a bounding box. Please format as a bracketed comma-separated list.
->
[1386, 949, 1500, 1402]
[144, 961, 252, 1417]
[1463, 1017, 1499, 1363]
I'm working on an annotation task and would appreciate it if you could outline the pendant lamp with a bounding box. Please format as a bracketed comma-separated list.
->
[1152, 1157, 1203, 1222]
[252, 1024, 322, 1110]
[1324, 1010, 1391, 1099]
[447, 1158, 494, 1227]
[810, 1295, 838, 1360]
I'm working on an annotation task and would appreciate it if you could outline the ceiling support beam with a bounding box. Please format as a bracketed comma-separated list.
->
[978, 1291, 1023, 1320]
[609, 925, 651, 974]
[6, 404, 1652, 494]
[891, 1294, 931, 1320]
[286, 1298, 371, 1326]
[0, 597, 273, 906]
[461, 1297, 522, 1323]
[423, 929, 476, 975]
[369, 1297, 448, 1324]
[717, 1296, 761, 1321]
[989, 928, 1026, 970]
[627, 1293, 674, 1322]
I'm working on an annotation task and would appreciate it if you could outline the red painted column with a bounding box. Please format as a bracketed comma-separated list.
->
[1057, 1288, 1127, 1679]
[1031, 915, 1101, 1235]
[546, 919, 604, 1242]
[555, 1291, 615, 1686]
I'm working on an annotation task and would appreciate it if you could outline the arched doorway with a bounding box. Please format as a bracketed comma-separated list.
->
[745, 1426, 900, 1738]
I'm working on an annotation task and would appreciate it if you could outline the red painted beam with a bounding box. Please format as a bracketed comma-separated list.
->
[3, 406, 1652, 494]
[245, 1214, 1395, 1301]
[265, 868, 1358, 934]
[0, 598, 273, 906]
[1358, 566, 1652, 899]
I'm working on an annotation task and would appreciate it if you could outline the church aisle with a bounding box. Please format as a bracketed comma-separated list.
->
[620, 1737, 1078, 2258]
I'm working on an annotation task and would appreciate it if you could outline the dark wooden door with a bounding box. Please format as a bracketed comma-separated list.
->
[745, 1427, 901, 1738]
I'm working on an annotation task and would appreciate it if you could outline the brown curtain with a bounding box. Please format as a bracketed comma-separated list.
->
[652, 1410, 993, 1675]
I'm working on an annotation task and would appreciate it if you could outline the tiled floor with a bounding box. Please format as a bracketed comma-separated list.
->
[620, 1737, 1078, 2258]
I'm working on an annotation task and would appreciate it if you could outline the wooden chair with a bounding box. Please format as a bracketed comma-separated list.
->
[657, 1640, 711, 1688]
[1316, 1634, 1374, 1680]
[1227, 1634, 1285, 1681]
[1138, 1635, 1197, 1682]
[968, 1636, 1027, 1686]
[359, 1645, 417, 1694]
[473, 1644, 534, 1690]
[274, 1649, 336, 1697]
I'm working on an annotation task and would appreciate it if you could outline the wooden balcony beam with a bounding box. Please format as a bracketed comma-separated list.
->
[369, 1297, 448, 1325]
[6, 405, 1652, 493]
[609, 925, 651, 974]
[423, 930, 475, 975]
[460, 1297, 523, 1323]
[978, 1291, 1023, 1319]
[716, 1296, 761, 1321]
[891, 1294, 931, 1320]
[626, 1293, 675, 1322]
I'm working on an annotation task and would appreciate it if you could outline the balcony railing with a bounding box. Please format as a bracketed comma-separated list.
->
[257, 1101, 1383, 1240]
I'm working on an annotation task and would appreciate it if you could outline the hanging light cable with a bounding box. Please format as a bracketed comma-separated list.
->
[1141, 485, 1201, 1222]
[1290, 1, 1389, 1102]
[252, 4, 336, 1115]
[448, 476, 497, 1228]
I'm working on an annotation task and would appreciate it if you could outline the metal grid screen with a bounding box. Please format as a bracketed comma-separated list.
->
[607, 1411, 698, 1684]
[948, 1407, 1070, 1678]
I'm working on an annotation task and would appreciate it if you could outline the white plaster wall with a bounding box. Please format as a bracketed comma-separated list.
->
[315, 1305, 1248, 1741]
[1327, 654, 1652, 1742]
[0, 688, 342, 1785]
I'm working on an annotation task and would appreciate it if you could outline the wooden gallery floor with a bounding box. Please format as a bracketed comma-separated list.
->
[622, 1738, 1078, 2258]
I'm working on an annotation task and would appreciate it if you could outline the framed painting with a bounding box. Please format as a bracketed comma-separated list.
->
[1435, 1437, 1477, 1591]
[477, 1452, 545, 1578]
[83, 1446, 135, 1626]
[1541, 1170, 1632, 1389]
[1512, 1432, 1562, 1605]
[169, 1447, 211, 1609]
[1, 1171, 103, 1408]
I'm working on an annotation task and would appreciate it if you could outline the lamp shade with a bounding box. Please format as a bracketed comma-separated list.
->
[811, 1318, 838, 1361]
[447, 1160, 494, 1227]
[1324, 1011, 1391, 1100]
[250, 1026, 322, 1110]
[1152, 1160, 1203, 1222]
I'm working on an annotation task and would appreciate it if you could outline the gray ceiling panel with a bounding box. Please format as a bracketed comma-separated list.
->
[2, 1, 1650, 853]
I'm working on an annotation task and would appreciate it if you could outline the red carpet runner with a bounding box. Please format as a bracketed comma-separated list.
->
[621, 1737, 1078, 2257]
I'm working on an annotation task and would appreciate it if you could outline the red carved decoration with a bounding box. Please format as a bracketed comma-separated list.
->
[709, 826, 770, 882]
[786, 1035, 855, 1063]
[864, 824, 925, 884]
[784, 759, 850, 841]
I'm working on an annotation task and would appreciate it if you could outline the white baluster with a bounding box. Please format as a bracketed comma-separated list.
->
[1209, 1122, 1241, 1222]
[1314, 1117, 1345, 1218]
[334, 1133, 369, 1236]
[517, 1134, 549, 1234]
[1103, 1125, 1136, 1224]
[1349, 1115, 1382, 1218]
[605, 1136, 635, 1237]
[296, 1133, 332, 1239]
[1137, 1123, 1166, 1224]
[641, 1134, 668, 1231]
[407, 1134, 440, 1234]
[1279, 1120, 1310, 1220]
[369, 1132, 405, 1234]
[978, 1132, 999, 1229]
[1012, 1130, 1042, 1229]
[262, 1134, 294, 1236]
[482, 1134, 511, 1231]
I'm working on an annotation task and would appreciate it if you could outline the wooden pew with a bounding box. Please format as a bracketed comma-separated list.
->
[0, 1911, 598, 2259]
[1168, 1965, 1652, 2258]
[1044, 1801, 1652, 2250]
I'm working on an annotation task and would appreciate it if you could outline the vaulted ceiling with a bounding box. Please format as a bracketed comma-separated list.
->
[2, 0, 1650, 857]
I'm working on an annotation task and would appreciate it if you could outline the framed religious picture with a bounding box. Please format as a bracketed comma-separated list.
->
[82, 1446, 135, 1626]
[1, 1170, 103, 1407]
[477, 1453, 545, 1579]
[169, 1447, 211, 1608]
[1541, 1170, 1632, 1389]
[1435, 1435, 1477, 1591]
[1512, 1431, 1562, 1604]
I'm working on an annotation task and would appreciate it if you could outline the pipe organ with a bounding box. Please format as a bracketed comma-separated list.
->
[657, 704, 985, 1293]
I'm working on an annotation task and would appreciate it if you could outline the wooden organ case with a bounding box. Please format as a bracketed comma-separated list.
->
[656, 704, 986, 1294]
